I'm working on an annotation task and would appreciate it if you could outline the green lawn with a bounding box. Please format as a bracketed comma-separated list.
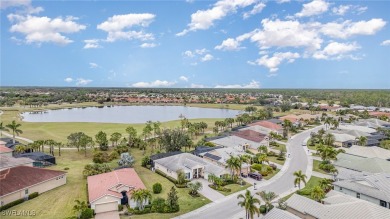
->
[268, 156, 285, 165]
[300, 176, 323, 199]
[263, 169, 280, 180]
[269, 143, 286, 152]
[312, 160, 328, 174]
[218, 183, 252, 196]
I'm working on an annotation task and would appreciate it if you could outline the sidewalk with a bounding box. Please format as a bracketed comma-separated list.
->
[193, 179, 225, 202]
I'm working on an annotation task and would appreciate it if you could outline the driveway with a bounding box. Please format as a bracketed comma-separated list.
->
[193, 179, 225, 202]
[95, 211, 120, 219]
[175, 126, 323, 219]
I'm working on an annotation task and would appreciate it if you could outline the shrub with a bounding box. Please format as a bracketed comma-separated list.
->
[297, 189, 311, 196]
[151, 197, 166, 213]
[64, 167, 69, 170]
[109, 151, 119, 161]
[209, 184, 231, 192]
[251, 164, 263, 172]
[155, 169, 167, 177]
[0, 198, 24, 211]
[265, 165, 274, 174]
[80, 208, 94, 219]
[141, 156, 151, 167]
[204, 142, 216, 147]
[269, 163, 277, 170]
[175, 184, 187, 188]
[155, 169, 178, 184]
[153, 183, 162, 194]
[28, 192, 39, 199]
[267, 151, 277, 157]
[115, 145, 129, 154]
[260, 171, 268, 177]
[93, 151, 110, 163]
[118, 204, 124, 211]
[245, 150, 254, 155]
[276, 157, 285, 161]
[259, 204, 274, 214]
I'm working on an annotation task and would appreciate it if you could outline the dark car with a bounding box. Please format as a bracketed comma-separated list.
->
[248, 172, 262, 181]
[241, 173, 248, 178]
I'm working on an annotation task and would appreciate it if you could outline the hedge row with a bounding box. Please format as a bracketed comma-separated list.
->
[0, 192, 39, 211]
[155, 169, 184, 187]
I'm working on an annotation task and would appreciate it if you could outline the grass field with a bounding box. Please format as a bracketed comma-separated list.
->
[312, 160, 328, 174]
[218, 183, 252, 196]
[268, 156, 285, 165]
[300, 176, 323, 199]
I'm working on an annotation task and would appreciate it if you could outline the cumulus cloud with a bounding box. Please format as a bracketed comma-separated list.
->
[97, 13, 155, 42]
[76, 78, 92, 86]
[140, 43, 157, 48]
[313, 42, 360, 60]
[64, 77, 73, 83]
[320, 19, 387, 39]
[83, 39, 101, 49]
[249, 52, 300, 72]
[215, 80, 260, 89]
[331, 5, 367, 16]
[131, 80, 176, 88]
[8, 14, 86, 45]
[295, 0, 329, 17]
[176, 0, 258, 36]
[381, 40, 390, 46]
[0, 0, 31, 9]
[190, 83, 205, 88]
[179, 76, 189, 81]
[89, 62, 99, 68]
[215, 38, 243, 51]
[183, 50, 195, 57]
[243, 2, 266, 19]
[201, 54, 214, 62]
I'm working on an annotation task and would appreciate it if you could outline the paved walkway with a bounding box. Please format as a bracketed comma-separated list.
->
[95, 211, 120, 219]
[193, 179, 225, 202]
[312, 171, 333, 179]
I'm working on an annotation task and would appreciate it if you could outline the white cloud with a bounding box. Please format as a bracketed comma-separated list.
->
[332, 5, 367, 16]
[321, 19, 386, 39]
[83, 39, 100, 49]
[195, 48, 208, 55]
[131, 80, 177, 88]
[97, 13, 155, 42]
[140, 43, 157, 48]
[64, 77, 73, 83]
[183, 50, 195, 57]
[295, 0, 329, 17]
[190, 83, 205, 88]
[313, 41, 360, 60]
[89, 62, 99, 68]
[8, 15, 86, 45]
[381, 40, 390, 46]
[0, 0, 30, 9]
[243, 2, 266, 19]
[177, 0, 258, 36]
[215, 38, 243, 51]
[215, 80, 260, 88]
[249, 52, 300, 72]
[76, 78, 92, 86]
[201, 54, 214, 62]
[179, 76, 189, 82]
[276, 0, 290, 3]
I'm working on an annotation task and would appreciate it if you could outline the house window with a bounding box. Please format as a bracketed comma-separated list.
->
[339, 187, 342, 191]
[356, 193, 360, 199]
[25, 189, 29, 195]
[185, 172, 190, 179]
[380, 200, 387, 208]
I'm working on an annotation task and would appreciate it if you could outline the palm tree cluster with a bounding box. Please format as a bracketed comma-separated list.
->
[257, 191, 278, 214]
[237, 190, 261, 219]
[131, 189, 152, 210]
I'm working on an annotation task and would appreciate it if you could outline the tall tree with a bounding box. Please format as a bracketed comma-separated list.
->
[282, 119, 292, 138]
[257, 191, 278, 214]
[67, 132, 84, 152]
[311, 186, 325, 202]
[166, 186, 179, 212]
[237, 190, 261, 219]
[293, 170, 307, 189]
[80, 134, 94, 157]
[5, 120, 23, 144]
[0, 122, 9, 137]
[95, 131, 108, 151]
[356, 136, 368, 146]
[323, 133, 335, 146]
[159, 129, 192, 152]
[110, 132, 122, 147]
[125, 126, 137, 147]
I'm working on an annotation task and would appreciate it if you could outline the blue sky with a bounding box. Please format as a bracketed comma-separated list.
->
[1, 0, 389, 88]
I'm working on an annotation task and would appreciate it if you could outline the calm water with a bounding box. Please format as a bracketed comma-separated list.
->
[21, 106, 241, 124]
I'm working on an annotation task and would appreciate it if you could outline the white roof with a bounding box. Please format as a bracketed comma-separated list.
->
[339, 124, 376, 134]
[241, 125, 272, 135]
[332, 133, 356, 142]
[287, 191, 390, 219]
[344, 146, 390, 160]
[199, 147, 247, 166]
[211, 136, 259, 149]
[262, 208, 300, 219]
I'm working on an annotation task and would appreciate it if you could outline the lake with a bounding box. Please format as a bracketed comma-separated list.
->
[21, 105, 241, 124]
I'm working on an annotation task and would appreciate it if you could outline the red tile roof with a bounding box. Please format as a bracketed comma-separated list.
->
[0, 146, 13, 153]
[233, 130, 267, 143]
[279, 115, 298, 123]
[87, 168, 146, 203]
[0, 166, 66, 196]
[249, 121, 282, 131]
[369, 111, 390, 117]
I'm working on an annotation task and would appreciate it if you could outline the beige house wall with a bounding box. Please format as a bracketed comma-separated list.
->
[0, 174, 66, 206]
[154, 162, 178, 179]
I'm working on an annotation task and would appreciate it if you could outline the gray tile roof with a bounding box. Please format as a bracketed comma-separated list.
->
[287, 191, 390, 219]
[154, 153, 227, 176]
[210, 135, 259, 149]
[343, 146, 390, 160]
[334, 153, 390, 174]
[262, 208, 300, 219]
[0, 155, 34, 170]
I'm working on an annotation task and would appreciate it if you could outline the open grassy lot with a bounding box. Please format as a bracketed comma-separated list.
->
[267, 156, 285, 165]
[269, 143, 286, 152]
[312, 160, 328, 174]
[300, 176, 323, 199]
[218, 183, 252, 196]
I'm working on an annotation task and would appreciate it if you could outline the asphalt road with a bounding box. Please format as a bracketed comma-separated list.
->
[176, 126, 322, 219]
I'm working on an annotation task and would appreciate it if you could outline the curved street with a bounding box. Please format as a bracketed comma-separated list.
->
[175, 126, 323, 219]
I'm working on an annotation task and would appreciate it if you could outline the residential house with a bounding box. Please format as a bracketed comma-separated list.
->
[232, 130, 269, 147]
[333, 173, 390, 208]
[0, 166, 66, 206]
[247, 120, 283, 135]
[0, 155, 34, 171]
[355, 118, 390, 129]
[286, 190, 390, 218]
[87, 168, 146, 214]
[15, 152, 56, 166]
[153, 153, 228, 180]
[343, 146, 390, 161]
[332, 133, 356, 147]
[210, 135, 259, 151]
[334, 153, 390, 177]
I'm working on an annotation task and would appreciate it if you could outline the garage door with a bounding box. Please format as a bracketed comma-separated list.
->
[95, 201, 118, 214]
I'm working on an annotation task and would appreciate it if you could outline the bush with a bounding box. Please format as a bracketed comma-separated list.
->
[153, 183, 162, 194]
[297, 189, 311, 196]
[151, 197, 166, 213]
[80, 208, 94, 219]
[267, 151, 277, 157]
[245, 150, 254, 155]
[115, 145, 129, 154]
[259, 204, 274, 214]
[155, 169, 178, 184]
[209, 184, 231, 192]
[141, 156, 151, 167]
[93, 151, 110, 163]
[175, 184, 187, 188]
[109, 151, 119, 161]
[118, 204, 124, 211]
[251, 164, 263, 172]
[276, 157, 285, 161]
[260, 171, 268, 177]
[155, 169, 167, 177]
[28, 192, 39, 199]
[0, 198, 24, 211]
[204, 142, 216, 147]
[269, 163, 277, 170]
[64, 167, 69, 170]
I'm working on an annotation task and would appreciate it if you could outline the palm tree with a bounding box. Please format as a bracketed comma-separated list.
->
[226, 156, 240, 177]
[5, 120, 23, 144]
[237, 190, 261, 219]
[283, 119, 292, 138]
[324, 117, 333, 130]
[258, 145, 268, 154]
[323, 133, 335, 146]
[14, 145, 26, 154]
[72, 199, 88, 218]
[319, 178, 333, 192]
[257, 191, 278, 214]
[332, 120, 339, 129]
[311, 186, 325, 202]
[187, 181, 203, 196]
[293, 170, 307, 189]
[257, 153, 269, 164]
[356, 136, 367, 146]
[0, 122, 9, 137]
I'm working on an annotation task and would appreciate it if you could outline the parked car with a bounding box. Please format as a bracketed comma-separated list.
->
[302, 142, 306, 146]
[248, 172, 262, 181]
[241, 173, 248, 178]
